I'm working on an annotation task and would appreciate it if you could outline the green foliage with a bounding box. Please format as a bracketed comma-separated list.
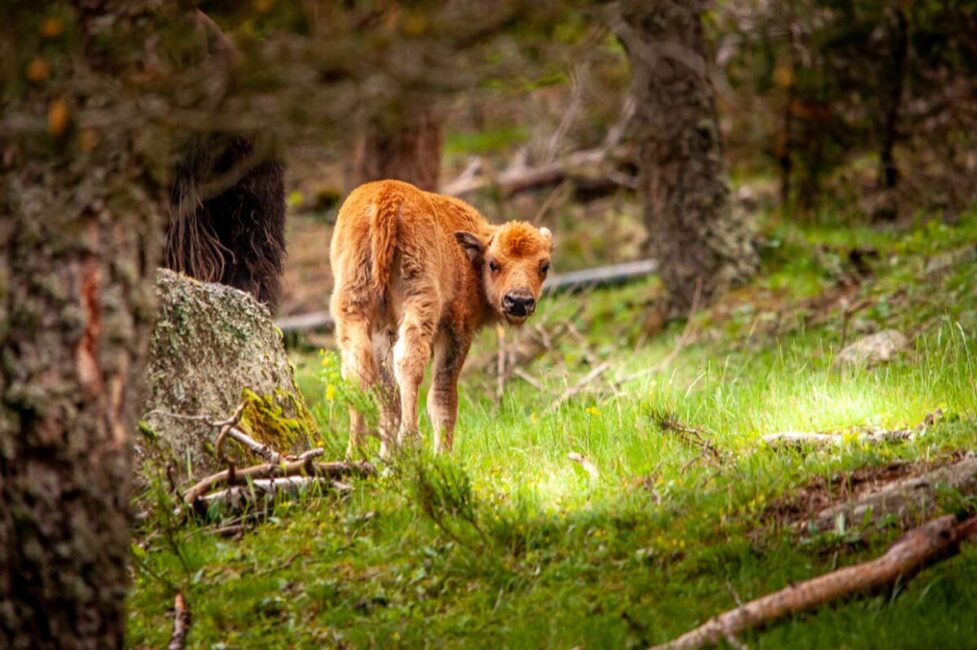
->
[443, 125, 529, 157]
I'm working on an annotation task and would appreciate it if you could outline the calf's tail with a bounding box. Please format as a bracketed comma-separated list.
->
[369, 198, 400, 296]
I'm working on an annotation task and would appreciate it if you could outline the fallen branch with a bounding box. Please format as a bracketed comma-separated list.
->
[218, 426, 289, 464]
[654, 513, 977, 649]
[440, 144, 636, 198]
[808, 455, 977, 533]
[512, 367, 546, 392]
[168, 592, 191, 650]
[199, 477, 354, 511]
[183, 456, 373, 506]
[568, 452, 600, 480]
[652, 410, 724, 467]
[762, 410, 943, 449]
[546, 361, 611, 413]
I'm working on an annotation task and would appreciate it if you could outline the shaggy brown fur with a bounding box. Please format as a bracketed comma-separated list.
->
[330, 180, 553, 457]
[164, 134, 286, 309]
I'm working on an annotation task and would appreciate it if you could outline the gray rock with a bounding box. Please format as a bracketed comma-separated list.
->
[833, 329, 908, 369]
[138, 269, 313, 483]
[924, 245, 976, 276]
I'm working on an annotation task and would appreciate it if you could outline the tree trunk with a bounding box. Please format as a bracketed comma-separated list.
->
[875, 3, 910, 222]
[0, 156, 161, 650]
[348, 107, 443, 192]
[615, 1, 757, 314]
[778, 0, 798, 214]
[1, 3, 168, 647]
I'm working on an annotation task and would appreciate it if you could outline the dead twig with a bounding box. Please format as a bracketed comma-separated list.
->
[168, 592, 191, 650]
[512, 367, 546, 392]
[547, 361, 611, 413]
[652, 410, 724, 467]
[568, 452, 600, 480]
[653, 514, 977, 649]
[218, 425, 291, 464]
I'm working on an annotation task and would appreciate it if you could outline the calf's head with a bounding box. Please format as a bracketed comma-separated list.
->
[455, 222, 553, 325]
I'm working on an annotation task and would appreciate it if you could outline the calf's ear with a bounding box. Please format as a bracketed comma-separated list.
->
[454, 231, 486, 261]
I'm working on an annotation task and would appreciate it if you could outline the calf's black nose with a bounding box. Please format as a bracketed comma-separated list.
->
[503, 291, 535, 316]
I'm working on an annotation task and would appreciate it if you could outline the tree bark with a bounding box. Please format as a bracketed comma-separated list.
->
[875, 2, 910, 222]
[0, 3, 169, 647]
[0, 152, 161, 650]
[348, 107, 443, 192]
[615, 1, 757, 313]
[778, 0, 798, 213]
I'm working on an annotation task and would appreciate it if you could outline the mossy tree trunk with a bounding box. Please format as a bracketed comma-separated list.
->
[616, 0, 757, 314]
[0, 2, 171, 647]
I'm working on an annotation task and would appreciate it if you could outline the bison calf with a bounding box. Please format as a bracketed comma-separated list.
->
[330, 180, 553, 458]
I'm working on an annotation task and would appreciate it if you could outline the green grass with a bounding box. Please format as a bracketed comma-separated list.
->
[443, 125, 530, 158]
[128, 212, 977, 648]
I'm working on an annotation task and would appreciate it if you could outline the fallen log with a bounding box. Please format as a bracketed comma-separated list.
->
[762, 410, 942, 449]
[653, 513, 977, 650]
[440, 144, 636, 198]
[808, 455, 977, 533]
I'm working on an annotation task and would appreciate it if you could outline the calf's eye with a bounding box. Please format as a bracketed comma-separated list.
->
[488, 259, 501, 273]
[540, 262, 550, 277]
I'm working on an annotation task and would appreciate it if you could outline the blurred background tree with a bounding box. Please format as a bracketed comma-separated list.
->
[615, 0, 758, 314]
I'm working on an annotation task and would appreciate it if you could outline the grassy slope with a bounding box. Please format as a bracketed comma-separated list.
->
[129, 213, 977, 648]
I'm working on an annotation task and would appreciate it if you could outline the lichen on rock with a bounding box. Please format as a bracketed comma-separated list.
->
[138, 269, 314, 484]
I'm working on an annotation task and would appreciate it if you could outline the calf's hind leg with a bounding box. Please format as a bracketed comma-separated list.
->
[372, 329, 401, 459]
[335, 316, 378, 460]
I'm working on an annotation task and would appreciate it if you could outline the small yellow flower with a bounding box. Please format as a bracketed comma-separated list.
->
[586, 406, 601, 417]
[325, 384, 336, 402]
[529, 412, 538, 423]
[286, 190, 305, 208]
[320, 353, 333, 367]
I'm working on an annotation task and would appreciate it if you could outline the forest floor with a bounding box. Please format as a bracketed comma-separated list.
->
[129, 210, 977, 648]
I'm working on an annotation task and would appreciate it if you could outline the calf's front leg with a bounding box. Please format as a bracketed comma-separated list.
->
[427, 331, 471, 454]
[393, 307, 436, 448]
